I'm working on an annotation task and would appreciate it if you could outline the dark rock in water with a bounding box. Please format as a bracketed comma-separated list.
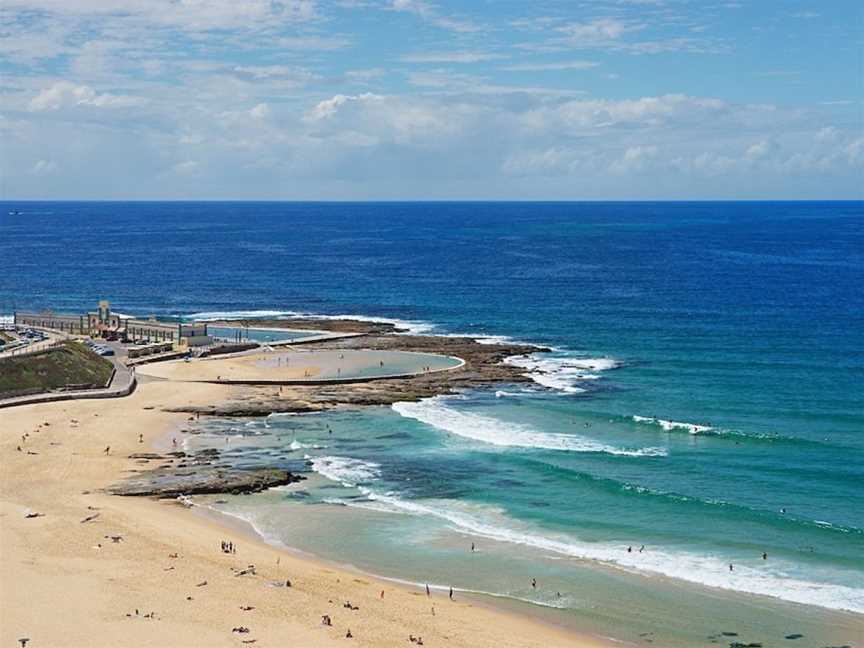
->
[107, 449, 303, 498]
[784, 634, 803, 640]
[128, 453, 164, 460]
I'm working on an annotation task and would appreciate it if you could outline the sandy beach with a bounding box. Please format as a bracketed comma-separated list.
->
[0, 370, 610, 647]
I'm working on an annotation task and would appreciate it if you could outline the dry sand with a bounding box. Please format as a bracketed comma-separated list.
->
[0, 372, 611, 647]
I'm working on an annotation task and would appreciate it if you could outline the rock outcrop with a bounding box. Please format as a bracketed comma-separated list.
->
[165, 320, 546, 417]
[108, 450, 304, 497]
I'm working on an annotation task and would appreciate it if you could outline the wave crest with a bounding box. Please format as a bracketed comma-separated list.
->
[506, 354, 621, 393]
[310, 455, 381, 487]
[393, 397, 666, 457]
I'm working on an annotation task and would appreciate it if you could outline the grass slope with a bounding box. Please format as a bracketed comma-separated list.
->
[0, 341, 114, 398]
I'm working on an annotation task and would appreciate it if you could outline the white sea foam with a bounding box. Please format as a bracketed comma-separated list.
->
[632, 415, 713, 434]
[392, 396, 666, 457]
[186, 309, 299, 321]
[505, 354, 620, 393]
[184, 309, 435, 335]
[438, 332, 542, 347]
[310, 456, 381, 487]
[341, 490, 864, 614]
[288, 440, 326, 451]
[495, 390, 535, 399]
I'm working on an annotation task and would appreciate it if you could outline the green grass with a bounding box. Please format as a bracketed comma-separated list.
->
[0, 341, 114, 399]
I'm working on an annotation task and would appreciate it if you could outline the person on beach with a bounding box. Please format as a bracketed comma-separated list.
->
[471, 542, 475, 552]
[639, 545, 645, 553]
[425, 584, 430, 597]
[532, 578, 537, 589]
[729, 564, 734, 572]
[762, 552, 768, 560]
[346, 629, 353, 639]
[627, 546, 632, 553]
[104, 446, 110, 455]
[449, 587, 453, 600]
[139, 433, 143, 443]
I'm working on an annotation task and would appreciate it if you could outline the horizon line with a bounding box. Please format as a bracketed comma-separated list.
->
[2, 198, 862, 204]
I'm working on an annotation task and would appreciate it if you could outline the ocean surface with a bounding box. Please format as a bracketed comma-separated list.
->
[1, 201, 862, 646]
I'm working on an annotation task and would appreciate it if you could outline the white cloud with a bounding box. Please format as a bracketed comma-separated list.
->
[345, 68, 386, 82]
[815, 127, 838, 142]
[306, 93, 380, 121]
[558, 18, 634, 44]
[249, 103, 271, 120]
[4, 0, 318, 31]
[745, 140, 772, 160]
[28, 81, 144, 111]
[401, 52, 502, 64]
[521, 94, 727, 133]
[172, 160, 200, 175]
[610, 145, 658, 173]
[502, 60, 599, 72]
[30, 159, 58, 176]
[389, 0, 481, 33]
[276, 35, 351, 51]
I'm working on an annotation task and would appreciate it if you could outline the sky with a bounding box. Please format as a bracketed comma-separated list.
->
[1, 0, 862, 200]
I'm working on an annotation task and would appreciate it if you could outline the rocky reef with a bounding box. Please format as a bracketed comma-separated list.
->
[116, 319, 546, 495]
[167, 320, 547, 417]
[107, 449, 304, 498]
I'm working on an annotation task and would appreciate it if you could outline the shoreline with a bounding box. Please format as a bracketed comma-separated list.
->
[0, 371, 613, 648]
[4, 320, 861, 647]
[187, 492, 615, 646]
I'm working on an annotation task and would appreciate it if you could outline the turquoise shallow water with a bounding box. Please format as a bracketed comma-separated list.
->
[207, 325, 319, 343]
[1, 201, 862, 644]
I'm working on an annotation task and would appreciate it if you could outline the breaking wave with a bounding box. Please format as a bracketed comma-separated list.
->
[309, 455, 381, 487]
[334, 490, 864, 614]
[506, 354, 621, 393]
[393, 396, 666, 457]
[632, 415, 713, 434]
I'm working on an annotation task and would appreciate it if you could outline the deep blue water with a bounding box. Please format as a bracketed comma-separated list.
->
[2, 201, 863, 642]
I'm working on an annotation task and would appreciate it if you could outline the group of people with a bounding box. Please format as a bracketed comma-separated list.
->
[220, 540, 236, 554]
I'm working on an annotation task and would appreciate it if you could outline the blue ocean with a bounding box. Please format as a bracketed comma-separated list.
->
[1, 201, 862, 646]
